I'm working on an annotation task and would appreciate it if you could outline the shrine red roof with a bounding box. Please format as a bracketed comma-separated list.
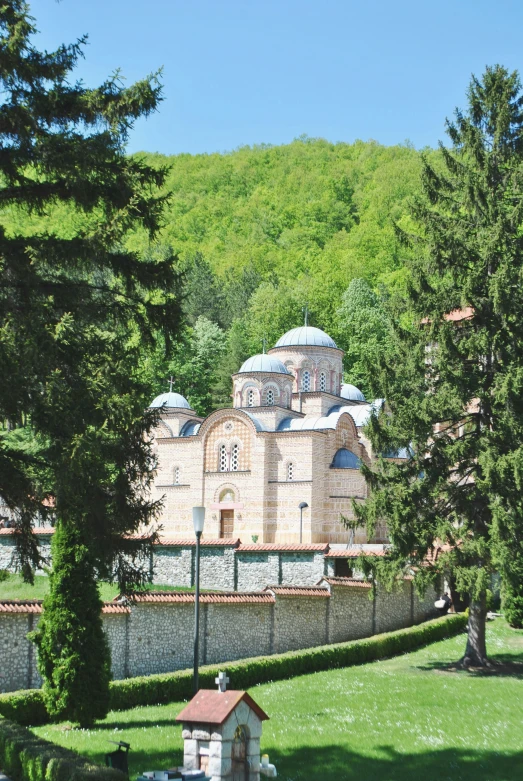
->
[176, 690, 269, 726]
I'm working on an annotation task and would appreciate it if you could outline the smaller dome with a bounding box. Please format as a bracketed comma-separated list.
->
[238, 354, 291, 375]
[273, 326, 337, 349]
[340, 383, 365, 402]
[149, 392, 191, 410]
[331, 448, 361, 469]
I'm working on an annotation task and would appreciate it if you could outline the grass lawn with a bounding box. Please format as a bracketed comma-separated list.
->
[0, 574, 194, 601]
[32, 618, 523, 781]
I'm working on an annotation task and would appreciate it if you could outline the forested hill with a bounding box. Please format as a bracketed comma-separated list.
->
[2, 138, 429, 413]
[130, 138, 424, 343]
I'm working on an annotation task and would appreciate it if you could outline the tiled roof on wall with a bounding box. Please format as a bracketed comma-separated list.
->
[0, 527, 55, 535]
[237, 543, 329, 553]
[157, 538, 241, 547]
[325, 549, 386, 558]
[320, 577, 372, 589]
[120, 591, 275, 605]
[0, 599, 131, 614]
[264, 585, 330, 597]
[0, 599, 43, 613]
[157, 537, 241, 548]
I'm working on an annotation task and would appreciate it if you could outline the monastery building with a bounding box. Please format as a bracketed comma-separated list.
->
[149, 325, 397, 544]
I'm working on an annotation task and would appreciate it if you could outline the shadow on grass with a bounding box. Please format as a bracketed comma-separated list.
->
[416, 646, 523, 678]
[269, 744, 523, 781]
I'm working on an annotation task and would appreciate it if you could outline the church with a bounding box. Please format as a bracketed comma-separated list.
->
[148, 324, 398, 544]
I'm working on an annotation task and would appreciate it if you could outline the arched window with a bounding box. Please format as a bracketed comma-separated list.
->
[302, 370, 311, 392]
[247, 389, 255, 407]
[230, 443, 239, 471]
[287, 462, 294, 481]
[319, 371, 327, 392]
[219, 444, 228, 472]
[266, 388, 275, 406]
[173, 466, 180, 485]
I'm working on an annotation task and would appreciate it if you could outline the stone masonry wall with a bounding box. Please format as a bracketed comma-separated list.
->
[327, 585, 374, 643]
[271, 596, 329, 654]
[0, 581, 438, 692]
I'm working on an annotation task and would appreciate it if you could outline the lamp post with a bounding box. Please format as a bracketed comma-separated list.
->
[192, 506, 205, 693]
[298, 502, 308, 544]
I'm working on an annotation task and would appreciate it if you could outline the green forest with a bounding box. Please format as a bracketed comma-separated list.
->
[2, 137, 430, 414]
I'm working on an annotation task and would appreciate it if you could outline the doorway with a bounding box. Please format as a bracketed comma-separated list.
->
[220, 509, 234, 538]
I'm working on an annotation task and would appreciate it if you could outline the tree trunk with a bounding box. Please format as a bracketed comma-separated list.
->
[462, 590, 489, 666]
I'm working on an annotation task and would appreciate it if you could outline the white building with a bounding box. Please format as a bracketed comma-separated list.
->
[149, 325, 392, 544]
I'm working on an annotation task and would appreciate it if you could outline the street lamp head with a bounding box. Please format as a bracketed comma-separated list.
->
[298, 502, 309, 510]
[192, 506, 206, 535]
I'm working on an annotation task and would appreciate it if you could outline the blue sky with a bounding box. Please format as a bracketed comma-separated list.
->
[32, 0, 523, 156]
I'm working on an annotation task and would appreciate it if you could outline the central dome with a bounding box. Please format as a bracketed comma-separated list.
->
[238, 354, 291, 374]
[273, 326, 337, 349]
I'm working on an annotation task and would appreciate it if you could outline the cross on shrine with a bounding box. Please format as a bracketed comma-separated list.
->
[168, 376, 175, 392]
[215, 671, 230, 692]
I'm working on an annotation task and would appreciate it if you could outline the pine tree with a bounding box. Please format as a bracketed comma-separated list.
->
[354, 66, 523, 666]
[30, 523, 111, 727]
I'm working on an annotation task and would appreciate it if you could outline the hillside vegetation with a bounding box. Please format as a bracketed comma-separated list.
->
[1, 138, 429, 412]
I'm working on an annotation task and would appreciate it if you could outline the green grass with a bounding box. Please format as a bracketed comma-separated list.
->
[31, 619, 523, 781]
[0, 574, 195, 601]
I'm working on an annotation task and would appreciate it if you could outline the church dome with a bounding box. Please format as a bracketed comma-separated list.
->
[149, 392, 192, 409]
[340, 383, 365, 402]
[273, 326, 337, 349]
[238, 354, 291, 375]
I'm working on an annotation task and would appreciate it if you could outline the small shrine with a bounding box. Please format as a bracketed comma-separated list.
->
[176, 673, 275, 781]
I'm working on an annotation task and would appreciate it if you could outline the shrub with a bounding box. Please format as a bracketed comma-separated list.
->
[0, 717, 124, 781]
[503, 593, 523, 628]
[30, 523, 112, 727]
[0, 613, 467, 725]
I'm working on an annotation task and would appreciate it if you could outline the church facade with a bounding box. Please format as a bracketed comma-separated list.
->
[149, 325, 393, 544]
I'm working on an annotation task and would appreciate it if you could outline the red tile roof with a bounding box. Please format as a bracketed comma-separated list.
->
[237, 543, 329, 553]
[156, 538, 241, 547]
[120, 591, 274, 605]
[0, 600, 131, 614]
[325, 549, 386, 558]
[0, 527, 55, 536]
[421, 307, 475, 325]
[0, 599, 43, 613]
[176, 690, 269, 726]
[102, 604, 131, 614]
[320, 577, 372, 589]
[264, 585, 330, 597]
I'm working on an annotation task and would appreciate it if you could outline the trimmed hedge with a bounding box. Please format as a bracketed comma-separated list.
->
[0, 717, 125, 781]
[0, 613, 467, 726]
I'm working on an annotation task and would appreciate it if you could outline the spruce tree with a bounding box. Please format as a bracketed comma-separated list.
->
[0, 1, 181, 717]
[354, 65, 523, 666]
[31, 524, 111, 727]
